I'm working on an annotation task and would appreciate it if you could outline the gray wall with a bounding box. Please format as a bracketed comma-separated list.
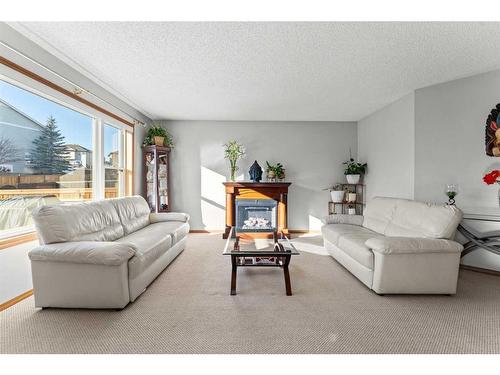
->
[415, 69, 500, 206]
[414, 69, 500, 271]
[161, 120, 357, 231]
[358, 92, 415, 201]
[359, 69, 500, 272]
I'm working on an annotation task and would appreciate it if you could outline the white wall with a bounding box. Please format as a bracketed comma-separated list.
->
[414, 69, 500, 271]
[359, 69, 500, 272]
[415, 70, 500, 206]
[358, 92, 415, 201]
[160, 120, 357, 231]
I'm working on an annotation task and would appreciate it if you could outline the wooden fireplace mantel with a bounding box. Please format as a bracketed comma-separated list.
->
[223, 182, 291, 239]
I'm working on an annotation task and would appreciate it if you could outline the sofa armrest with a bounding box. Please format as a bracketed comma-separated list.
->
[149, 212, 190, 223]
[365, 237, 463, 255]
[323, 214, 364, 226]
[29, 241, 137, 266]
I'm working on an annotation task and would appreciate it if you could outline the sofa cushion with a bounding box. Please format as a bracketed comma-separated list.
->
[29, 241, 136, 266]
[362, 197, 398, 235]
[32, 200, 124, 244]
[337, 231, 384, 269]
[156, 221, 190, 245]
[384, 199, 462, 239]
[362, 197, 462, 239]
[322, 224, 371, 246]
[150, 212, 190, 223]
[117, 222, 174, 279]
[110, 196, 151, 235]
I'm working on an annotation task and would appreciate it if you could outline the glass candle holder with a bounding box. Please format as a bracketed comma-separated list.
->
[445, 184, 459, 205]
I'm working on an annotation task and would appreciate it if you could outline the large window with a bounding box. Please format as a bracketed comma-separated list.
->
[0, 78, 133, 238]
[104, 123, 123, 198]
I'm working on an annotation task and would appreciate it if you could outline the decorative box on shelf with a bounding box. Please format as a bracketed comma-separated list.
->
[328, 183, 365, 215]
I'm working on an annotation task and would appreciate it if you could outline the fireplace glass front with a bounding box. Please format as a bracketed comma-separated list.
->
[235, 199, 277, 232]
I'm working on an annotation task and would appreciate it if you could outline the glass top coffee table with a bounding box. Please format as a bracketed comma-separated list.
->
[222, 227, 299, 296]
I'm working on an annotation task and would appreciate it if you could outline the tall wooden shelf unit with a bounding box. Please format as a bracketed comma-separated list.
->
[144, 145, 171, 213]
[328, 183, 365, 215]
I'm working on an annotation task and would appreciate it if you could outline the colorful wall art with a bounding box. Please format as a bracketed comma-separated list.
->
[485, 103, 500, 156]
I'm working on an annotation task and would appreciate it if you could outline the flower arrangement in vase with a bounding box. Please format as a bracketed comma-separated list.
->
[223, 140, 246, 181]
[482, 170, 500, 206]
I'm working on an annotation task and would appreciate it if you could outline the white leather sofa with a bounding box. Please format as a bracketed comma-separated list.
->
[322, 197, 464, 294]
[29, 196, 190, 309]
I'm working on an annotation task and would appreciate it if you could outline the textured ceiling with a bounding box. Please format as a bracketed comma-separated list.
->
[11, 22, 500, 121]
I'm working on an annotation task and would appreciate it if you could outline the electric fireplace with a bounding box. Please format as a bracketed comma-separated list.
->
[235, 199, 277, 232]
[222, 182, 291, 238]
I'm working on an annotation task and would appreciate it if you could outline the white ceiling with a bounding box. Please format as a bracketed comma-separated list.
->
[11, 22, 500, 121]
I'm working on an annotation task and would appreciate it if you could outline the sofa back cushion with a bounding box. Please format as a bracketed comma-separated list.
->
[32, 200, 124, 244]
[363, 197, 462, 239]
[109, 196, 151, 235]
[362, 197, 398, 235]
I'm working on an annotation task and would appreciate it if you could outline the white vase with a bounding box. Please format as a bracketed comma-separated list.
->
[348, 208, 356, 215]
[347, 193, 357, 203]
[346, 174, 360, 184]
[330, 190, 345, 203]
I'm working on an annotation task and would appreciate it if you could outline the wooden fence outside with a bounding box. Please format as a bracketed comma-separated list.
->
[0, 188, 118, 201]
[0, 173, 118, 201]
[0, 174, 60, 188]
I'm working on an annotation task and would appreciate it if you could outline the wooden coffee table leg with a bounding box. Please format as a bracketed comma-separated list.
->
[283, 254, 292, 296]
[230, 255, 237, 295]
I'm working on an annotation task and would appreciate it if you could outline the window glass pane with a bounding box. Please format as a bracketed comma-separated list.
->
[0, 79, 93, 237]
[104, 123, 121, 198]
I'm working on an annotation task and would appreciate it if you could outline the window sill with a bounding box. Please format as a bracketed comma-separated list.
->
[0, 231, 38, 251]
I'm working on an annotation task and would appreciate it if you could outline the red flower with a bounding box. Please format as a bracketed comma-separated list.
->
[483, 170, 500, 185]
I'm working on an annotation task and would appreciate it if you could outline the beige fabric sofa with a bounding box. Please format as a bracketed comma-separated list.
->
[321, 197, 463, 294]
[29, 196, 189, 309]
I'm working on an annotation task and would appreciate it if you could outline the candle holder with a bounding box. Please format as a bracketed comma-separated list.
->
[445, 184, 459, 205]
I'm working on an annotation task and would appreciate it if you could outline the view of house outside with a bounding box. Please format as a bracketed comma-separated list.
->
[0, 79, 121, 235]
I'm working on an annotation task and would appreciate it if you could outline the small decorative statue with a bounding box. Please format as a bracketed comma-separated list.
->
[249, 160, 263, 182]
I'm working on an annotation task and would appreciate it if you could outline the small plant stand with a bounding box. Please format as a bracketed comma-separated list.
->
[328, 183, 365, 215]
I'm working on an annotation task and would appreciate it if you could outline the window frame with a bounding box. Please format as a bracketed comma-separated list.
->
[0, 73, 135, 241]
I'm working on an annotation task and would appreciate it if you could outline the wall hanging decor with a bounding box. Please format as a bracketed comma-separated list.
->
[485, 103, 500, 156]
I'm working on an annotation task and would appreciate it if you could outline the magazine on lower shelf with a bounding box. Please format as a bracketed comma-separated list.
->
[253, 257, 276, 265]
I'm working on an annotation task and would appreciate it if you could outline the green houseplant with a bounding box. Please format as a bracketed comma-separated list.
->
[223, 140, 246, 181]
[143, 124, 174, 148]
[327, 183, 345, 203]
[343, 158, 367, 184]
[265, 161, 285, 181]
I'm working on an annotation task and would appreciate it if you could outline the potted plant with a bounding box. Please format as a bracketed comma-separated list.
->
[266, 162, 285, 181]
[347, 192, 357, 203]
[343, 158, 367, 184]
[223, 140, 246, 181]
[327, 184, 345, 203]
[143, 124, 174, 148]
[347, 204, 356, 215]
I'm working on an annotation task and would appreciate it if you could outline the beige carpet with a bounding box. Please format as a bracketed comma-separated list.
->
[1, 233, 500, 354]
